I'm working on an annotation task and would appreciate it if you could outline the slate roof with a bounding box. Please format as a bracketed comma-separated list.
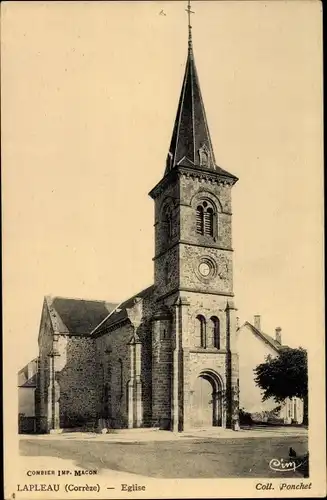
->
[91, 285, 154, 336]
[241, 321, 285, 352]
[164, 36, 237, 181]
[46, 296, 118, 335]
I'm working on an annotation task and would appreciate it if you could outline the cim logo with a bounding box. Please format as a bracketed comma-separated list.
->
[269, 458, 302, 472]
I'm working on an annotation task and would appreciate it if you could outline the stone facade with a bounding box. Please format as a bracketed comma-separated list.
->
[149, 161, 239, 431]
[35, 28, 241, 433]
[57, 336, 98, 428]
[95, 322, 136, 429]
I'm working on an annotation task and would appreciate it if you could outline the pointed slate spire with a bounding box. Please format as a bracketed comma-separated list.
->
[165, 2, 236, 181]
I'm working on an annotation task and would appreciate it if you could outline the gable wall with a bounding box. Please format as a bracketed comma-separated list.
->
[37, 301, 99, 430]
[56, 335, 98, 428]
[236, 325, 279, 413]
[37, 303, 54, 431]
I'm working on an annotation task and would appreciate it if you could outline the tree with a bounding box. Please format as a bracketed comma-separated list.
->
[254, 347, 308, 425]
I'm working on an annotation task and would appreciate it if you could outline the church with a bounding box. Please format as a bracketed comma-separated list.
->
[35, 6, 240, 433]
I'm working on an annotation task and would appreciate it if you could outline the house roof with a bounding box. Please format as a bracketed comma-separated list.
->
[19, 373, 37, 388]
[241, 321, 286, 352]
[18, 358, 38, 387]
[45, 296, 118, 335]
[91, 285, 154, 336]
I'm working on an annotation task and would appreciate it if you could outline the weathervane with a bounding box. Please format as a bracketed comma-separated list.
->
[186, 0, 195, 50]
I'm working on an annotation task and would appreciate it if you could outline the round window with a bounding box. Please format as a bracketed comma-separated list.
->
[195, 257, 217, 282]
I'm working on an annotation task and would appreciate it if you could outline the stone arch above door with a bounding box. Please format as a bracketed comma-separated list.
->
[190, 369, 224, 428]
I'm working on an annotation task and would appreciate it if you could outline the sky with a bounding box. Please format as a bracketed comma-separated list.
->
[2, 1, 323, 371]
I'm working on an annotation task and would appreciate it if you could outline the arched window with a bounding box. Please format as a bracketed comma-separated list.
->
[196, 315, 206, 348]
[164, 205, 173, 240]
[210, 316, 220, 349]
[196, 201, 215, 236]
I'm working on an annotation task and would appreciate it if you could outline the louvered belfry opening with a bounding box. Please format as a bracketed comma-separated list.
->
[196, 201, 214, 236]
[204, 207, 214, 236]
[196, 205, 204, 234]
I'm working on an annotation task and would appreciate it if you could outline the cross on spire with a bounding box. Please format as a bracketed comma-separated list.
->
[186, 0, 195, 51]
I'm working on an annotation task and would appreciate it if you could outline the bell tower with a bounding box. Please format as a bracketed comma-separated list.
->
[149, 1, 240, 431]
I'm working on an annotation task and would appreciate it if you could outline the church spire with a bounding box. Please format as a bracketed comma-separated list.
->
[165, 1, 236, 181]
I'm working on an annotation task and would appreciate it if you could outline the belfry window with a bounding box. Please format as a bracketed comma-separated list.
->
[196, 201, 215, 236]
[196, 315, 206, 348]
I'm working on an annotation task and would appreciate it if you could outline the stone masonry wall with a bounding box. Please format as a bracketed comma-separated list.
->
[154, 178, 180, 257]
[182, 292, 230, 350]
[153, 174, 234, 302]
[151, 317, 172, 429]
[159, 291, 238, 430]
[184, 293, 230, 429]
[179, 175, 233, 249]
[56, 335, 98, 428]
[134, 322, 153, 427]
[95, 323, 133, 429]
[150, 165, 238, 431]
[154, 245, 179, 300]
[180, 245, 233, 295]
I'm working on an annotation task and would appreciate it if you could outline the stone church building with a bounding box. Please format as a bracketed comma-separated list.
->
[36, 21, 240, 433]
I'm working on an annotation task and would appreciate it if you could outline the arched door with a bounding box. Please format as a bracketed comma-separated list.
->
[190, 372, 223, 428]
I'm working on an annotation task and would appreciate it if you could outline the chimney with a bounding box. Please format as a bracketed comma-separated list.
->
[254, 315, 261, 331]
[275, 327, 282, 344]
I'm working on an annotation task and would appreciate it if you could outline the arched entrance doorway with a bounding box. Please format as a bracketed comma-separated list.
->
[190, 370, 223, 428]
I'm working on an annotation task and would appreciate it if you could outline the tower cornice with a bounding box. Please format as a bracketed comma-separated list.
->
[149, 163, 238, 200]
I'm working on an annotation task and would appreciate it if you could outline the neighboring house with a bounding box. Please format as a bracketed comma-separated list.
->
[18, 358, 38, 433]
[36, 19, 241, 434]
[237, 316, 303, 424]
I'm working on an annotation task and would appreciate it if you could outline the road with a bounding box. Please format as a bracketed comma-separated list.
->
[20, 435, 309, 479]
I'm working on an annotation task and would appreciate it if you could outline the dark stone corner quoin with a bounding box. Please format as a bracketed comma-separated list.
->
[35, 9, 240, 434]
